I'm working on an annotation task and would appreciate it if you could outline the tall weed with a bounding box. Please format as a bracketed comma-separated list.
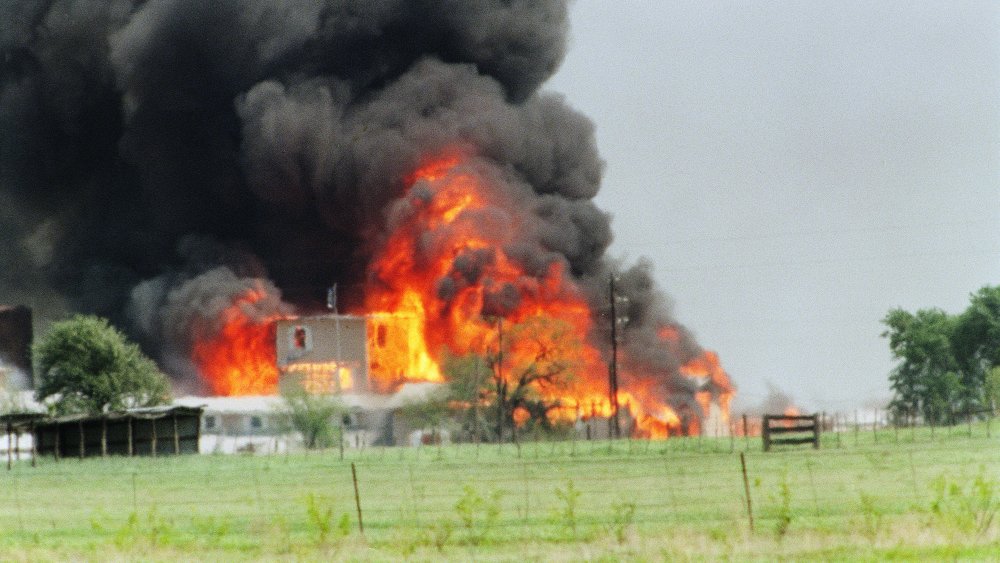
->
[609, 501, 636, 544]
[303, 493, 350, 545]
[454, 485, 504, 545]
[929, 468, 998, 538]
[856, 493, 884, 545]
[554, 479, 582, 537]
[773, 473, 792, 539]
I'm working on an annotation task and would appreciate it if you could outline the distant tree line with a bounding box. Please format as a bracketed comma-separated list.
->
[883, 285, 1000, 425]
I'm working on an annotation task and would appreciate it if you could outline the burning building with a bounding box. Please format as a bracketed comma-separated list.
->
[0, 1, 733, 438]
[276, 314, 368, 393]
[276, 312, 444, 395]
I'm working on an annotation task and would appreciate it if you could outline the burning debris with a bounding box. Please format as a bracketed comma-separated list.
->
[1, 1, 733, 436]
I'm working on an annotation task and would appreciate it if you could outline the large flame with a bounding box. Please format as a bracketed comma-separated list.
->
[360, 155, 730, 436]
[363, 156, 600, 393]
[680, 349, 735, 434]
[189, 155, 735, 439]
[190, 286, 285, 395]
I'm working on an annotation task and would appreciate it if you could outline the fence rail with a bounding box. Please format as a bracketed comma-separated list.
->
[762, 414, 819, 451]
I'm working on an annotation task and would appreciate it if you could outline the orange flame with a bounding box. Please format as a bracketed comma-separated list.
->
[190, 154, 736, 438]
[190, 287, 284, 395]
[512, 406, 531, 427]
[363, 157, 601, 394]
[359, 155, 724, 435]
[680, 350, 735, 428]
[284, 362, 354, 393]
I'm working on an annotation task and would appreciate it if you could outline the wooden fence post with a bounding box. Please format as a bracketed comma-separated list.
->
[740, 452, 754, 532]
[743, 414, 749, 450]
[854, 410, 859, 446]
[873, 409, 878, 444]
[351, 462, 365, 536]
[835, 412, 841, 448]
[29, 421, 36, 468]
[762, 415, 771, 452]
[812, 414, 820, 449]
[173, 413, 180, 455]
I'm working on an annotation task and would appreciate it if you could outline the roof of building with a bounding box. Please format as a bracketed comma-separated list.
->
[278, 313, 368, 322]
[0, 405, 203, 431]
[174, 382, 447, 414]
[0, 412, 48, 428]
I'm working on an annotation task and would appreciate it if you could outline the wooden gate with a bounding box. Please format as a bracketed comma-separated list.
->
[762, 414, 820, 452]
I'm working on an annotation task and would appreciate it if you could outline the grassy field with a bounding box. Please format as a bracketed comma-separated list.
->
[0, 424, 999, 561]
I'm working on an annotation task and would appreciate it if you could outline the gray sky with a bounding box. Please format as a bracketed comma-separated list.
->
[546, 1, 1000, 412]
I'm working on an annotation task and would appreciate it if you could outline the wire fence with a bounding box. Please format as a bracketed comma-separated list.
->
[0, 408, 992, 463]
[0, 417, 997, 551]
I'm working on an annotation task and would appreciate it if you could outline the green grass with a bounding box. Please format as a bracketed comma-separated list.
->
[0, 423, 999, 560]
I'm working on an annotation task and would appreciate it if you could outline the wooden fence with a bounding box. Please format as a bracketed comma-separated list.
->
[762, 414, 820, 452]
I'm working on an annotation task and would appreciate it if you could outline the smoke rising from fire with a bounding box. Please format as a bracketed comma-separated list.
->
[1, 0, 732, 426]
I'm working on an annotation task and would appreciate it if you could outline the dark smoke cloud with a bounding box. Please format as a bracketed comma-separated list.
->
[0, 0, 724, 405]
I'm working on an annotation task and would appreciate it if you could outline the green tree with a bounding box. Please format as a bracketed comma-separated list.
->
[486, 316, 583, 442]
[443, 353, 492, 442]
[953, 286, 1000, 403]
[984, 366, 1000, 415]
[275, 377, 345, 449]
[34, 315, 170, 415]
[882, 308, 961, 424]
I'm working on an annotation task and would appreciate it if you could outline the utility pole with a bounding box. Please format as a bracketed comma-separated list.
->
[329, 284, 343, 393]
[609, 276, 621, 439]
[495, 317, 505, 442]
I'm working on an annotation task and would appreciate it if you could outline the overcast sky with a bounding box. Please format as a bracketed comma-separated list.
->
[546, 1, 1000, 412]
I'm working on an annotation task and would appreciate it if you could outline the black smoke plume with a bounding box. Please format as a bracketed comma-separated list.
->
[1, 0, 731, 407]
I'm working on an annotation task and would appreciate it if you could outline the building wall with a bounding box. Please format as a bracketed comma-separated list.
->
[197, 407, 389, 453]
[202, 411, 281, 437]
[275, 313, 437, 394]
[276, 316, 369, 392]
